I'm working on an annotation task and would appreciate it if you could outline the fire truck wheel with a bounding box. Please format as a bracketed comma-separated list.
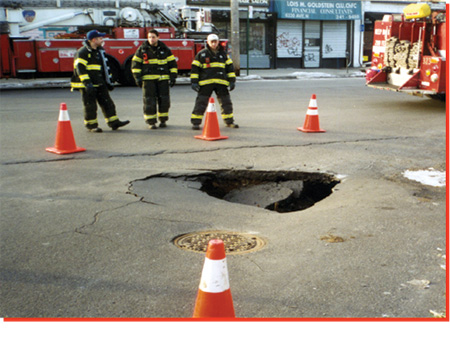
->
[425, 94, 446, 102]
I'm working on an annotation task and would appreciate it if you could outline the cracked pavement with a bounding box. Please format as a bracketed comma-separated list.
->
[0, 78, 446, 318]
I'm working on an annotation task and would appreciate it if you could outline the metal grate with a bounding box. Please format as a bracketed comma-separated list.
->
[173, 230, 266, 255]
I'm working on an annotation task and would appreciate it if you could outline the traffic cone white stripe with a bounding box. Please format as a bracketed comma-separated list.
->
[206, 99, 215, 113]
[306, 108, 319, 116]
[309, 99, 317, 109]
[58, 108, 70, 122]
[199, 257, 230, 293]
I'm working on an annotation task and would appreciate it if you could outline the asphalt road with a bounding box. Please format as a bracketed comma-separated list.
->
[0, 78, 446, 319]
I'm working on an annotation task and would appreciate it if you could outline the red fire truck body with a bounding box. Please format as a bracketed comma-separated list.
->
[0, 1, 222, 84]
[366, 4, 446, 100]
[5, 28, 199, 84]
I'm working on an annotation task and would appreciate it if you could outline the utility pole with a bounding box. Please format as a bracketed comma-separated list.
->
[230, 0, 240, 76]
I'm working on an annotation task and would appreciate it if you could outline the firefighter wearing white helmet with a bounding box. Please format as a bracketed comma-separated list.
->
[190, 34, 238, 130]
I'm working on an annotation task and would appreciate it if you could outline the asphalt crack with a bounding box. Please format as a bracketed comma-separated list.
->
[2, 136, 411, 165]
[74, 199, 142, 237]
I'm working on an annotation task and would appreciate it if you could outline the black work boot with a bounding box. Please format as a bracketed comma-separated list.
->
[192, 124, 200, 130]
[88, 127, 103, 133]
[226, 123, 239, 128]
[111, 120, 130, 130]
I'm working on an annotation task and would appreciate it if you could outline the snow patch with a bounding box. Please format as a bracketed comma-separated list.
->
[403, 168, 446, 187]
[292, 72, 334, 78]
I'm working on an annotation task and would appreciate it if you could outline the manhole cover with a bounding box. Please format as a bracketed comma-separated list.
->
[173, 230, 266, 255]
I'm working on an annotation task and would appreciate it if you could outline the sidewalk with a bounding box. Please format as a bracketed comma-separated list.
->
[0, 67, 365, 90]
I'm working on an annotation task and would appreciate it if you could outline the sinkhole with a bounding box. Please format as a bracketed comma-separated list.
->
[131, 170, 340, 213]
[195, 170, 339, 213]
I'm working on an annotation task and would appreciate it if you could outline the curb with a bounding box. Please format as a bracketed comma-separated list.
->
[0, 72, 365, 90]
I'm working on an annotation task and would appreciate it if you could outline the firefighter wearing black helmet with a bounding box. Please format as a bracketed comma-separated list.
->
[71, 30, 129, 132]
[190, 34, 238, 130]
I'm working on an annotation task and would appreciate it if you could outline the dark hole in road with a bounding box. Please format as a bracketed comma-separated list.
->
[195, 170, 339, 213]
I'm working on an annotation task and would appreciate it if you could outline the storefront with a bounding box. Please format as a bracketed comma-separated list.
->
[186, 0, 276, 69]
[272, 0, 362, 68]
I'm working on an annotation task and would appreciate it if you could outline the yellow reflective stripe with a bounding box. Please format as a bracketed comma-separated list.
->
[158, 112, 169, 118]
[132, 55, 143, 63]
[145, 59, 168, 65]
[191, 114, 203, 119]
[74, 58, 88, 66]
[132, 69, 142, 73]
[199, 79, 229, 86]
[192, 60, 202, 67]
[142, 74, 170, 80]
[79, 74, 90, 81]
[142, 75, 160, 80]
[206, 62, 225, 68]
[84, 119, 98, 125]
[86, 65, 101, 71]
[190, 73, 199, 79]
[144, 114, 157, 120]
[71, 82, 85, 88]
[222, 114, 233, 120]
[170, 68, 178, 74]
[227, 72, 236, 78]
[167, 55, 175, 61]
[106, 116, 118, 123]
[225, 58, 233, 65]
[71, 82, 99, 88]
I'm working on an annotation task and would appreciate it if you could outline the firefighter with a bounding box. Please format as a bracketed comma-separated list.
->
[190, 34, 238, 130]
[71, 30, 129, 132]
[131, 29, 178, 129]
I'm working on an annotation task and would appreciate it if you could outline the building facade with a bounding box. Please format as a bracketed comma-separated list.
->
[187, 1, 445, 69]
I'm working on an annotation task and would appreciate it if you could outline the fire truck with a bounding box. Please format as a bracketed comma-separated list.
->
[0, 0, 225, 85]
[365, 3, 446, 100]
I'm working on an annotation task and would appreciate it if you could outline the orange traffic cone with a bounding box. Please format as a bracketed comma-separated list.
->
[298, 94, 325, 133]
[46, 103, 86, 154]
[193, 239, 235, 318]
[194, 98, 228, 141]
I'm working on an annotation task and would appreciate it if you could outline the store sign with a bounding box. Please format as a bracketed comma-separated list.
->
[274, 1, 361, 20]
[187, 0, 269, 7]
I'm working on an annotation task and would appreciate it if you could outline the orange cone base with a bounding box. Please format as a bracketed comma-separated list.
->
[194, 111, 228, 141]
[194, 134, 229, 141]
[193, 289, 235, 318]
[46, 121, 86, 154]
[45, 146, 86, 155]
[298, 116, 325, 133]
[298, 126, 325, 133]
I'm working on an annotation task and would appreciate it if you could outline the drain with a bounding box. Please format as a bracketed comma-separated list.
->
[173, 230, 266, 255]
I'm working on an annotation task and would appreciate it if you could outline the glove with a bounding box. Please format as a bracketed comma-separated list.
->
[191, 83, 200, 92]
[107, 83, 114, 91]
[85, 82, 95, 96]
[135, 79, 143, 88]
[229, 82, 235, 91]
[170, 78, 176, 87]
